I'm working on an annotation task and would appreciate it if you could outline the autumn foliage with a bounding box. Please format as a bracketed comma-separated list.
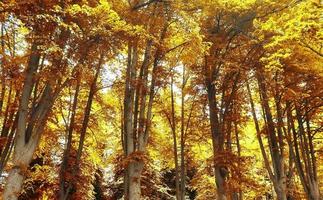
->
[0, 0, 322, 200]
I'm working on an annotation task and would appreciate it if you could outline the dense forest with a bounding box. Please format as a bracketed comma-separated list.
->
[0, 0, 322, 199]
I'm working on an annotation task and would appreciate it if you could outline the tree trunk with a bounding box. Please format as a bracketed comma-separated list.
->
[124, 42, 137, 200]
[180, 65, 186, 200]
[170, 69, 180, 200]
[246, 80, 275, 182]
[123, 11, 168, 198]
[205, 60, 227, 200]
[2, 42, 40, 200]
[256, 69, 287, 200]
[62, 55, 103, 200]
[128, 161, 144, 200]
[58, 79, 80, 200]
[292, 104, 321, 200]
[3, 86, 53, 200]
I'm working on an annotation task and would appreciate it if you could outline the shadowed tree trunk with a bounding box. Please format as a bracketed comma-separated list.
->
[205, 57, 227, 200]
[60, 54, 103, 200]
[254, 67, 287, 200]
[289, 103, 321, 200]
[58, 79, 80, 200]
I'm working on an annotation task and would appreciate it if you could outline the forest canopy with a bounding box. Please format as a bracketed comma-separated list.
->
[0, 0, 322, 200]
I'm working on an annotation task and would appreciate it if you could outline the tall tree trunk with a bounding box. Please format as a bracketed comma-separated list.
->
[58, 79, 80, 200]
[246, 80, 276, 184]
[3, 23, 69, 200]
[63, 55, 103, 200]
[180, 65, 186, 200]
[2, 44, 61, 200]
[170, 70, 180, 200]
[124, 42, 138, 200]
[2, 43, 40, 200]
[205, 58, 227, 200]
[123, 7, 169, 197]
[3, 84, 54, 200]
[75, 57, 102, 169]
[286, 102, 310, 197]
[293, 104, 321, 200]
[256, 69, 287, 200]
